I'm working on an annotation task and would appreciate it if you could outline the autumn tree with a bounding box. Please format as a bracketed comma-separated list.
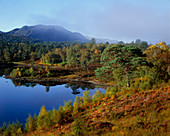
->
[56, 47, 66, 62]
[144, 42, 170, 81]
[41, 52, 62, 64]
[80, 49, 90, 70]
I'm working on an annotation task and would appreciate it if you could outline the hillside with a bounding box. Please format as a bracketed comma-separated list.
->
[6, 25, 90, 42]
[26, 85, 170, 136]
[0, 33, 41, 44]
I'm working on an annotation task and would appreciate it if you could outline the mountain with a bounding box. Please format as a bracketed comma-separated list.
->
[0, 31, 4, 33]
[7, 25, 89, 42]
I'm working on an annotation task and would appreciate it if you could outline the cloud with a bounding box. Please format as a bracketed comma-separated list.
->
[28, 0, 170, 43]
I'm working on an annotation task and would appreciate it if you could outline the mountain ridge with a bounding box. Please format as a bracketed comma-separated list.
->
[6, 25, 90, 42]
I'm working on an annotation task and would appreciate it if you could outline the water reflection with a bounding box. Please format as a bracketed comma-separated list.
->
[0, 67, 13, 77]
[0, 67, 96, 94]
[11, 80, 96, 94]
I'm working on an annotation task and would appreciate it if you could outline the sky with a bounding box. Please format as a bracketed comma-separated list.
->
[0, 0, 170, 43]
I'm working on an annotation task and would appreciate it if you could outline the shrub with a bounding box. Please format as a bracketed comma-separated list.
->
[47, 105, 65, 126]
[29, 67, 35, 77]
[82, 90, 91, 107]
[105, 86, 118, 99]
[50, 107, 58, 125]
[73, 96, 81, 116]
[63, 100, 73, 113]
[25, 114, 37, 132]
[37, 105, 52, 129]
[1, 121, 23, 136]
[11, 68, 22, 77]
[24, 69, 30, 76]
[73, 117, 86, 136]
[92, 90, 104, 105]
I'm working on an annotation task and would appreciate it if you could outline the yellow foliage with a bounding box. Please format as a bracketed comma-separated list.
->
[138, 77, 143, 81]
[144, 75, 148, 81]
[18, 71, 22, 77]
[144, 42, 168, 57]
[92, 94, 95, 99]
[16, 127, 22, 134]
[159, 41, 165, 45]
[39, 105, 47, 117]
[30, 67, 33, 71]
[38, 62, 42, 64]
[94, 49, 98, 54]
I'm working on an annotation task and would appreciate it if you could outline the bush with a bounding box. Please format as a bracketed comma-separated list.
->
[11, 68, 22, 77]
[92, 90, 104, 105]
[37, 105, 52, 129]
[0, 121, 23, 136]
[63, 100, 73, 113]
[105, 86, 118, 99]
[25, 114, 37, 132]
[82, 90, 91, 107]
[24, 69, 30, 76]
[73, 117, 86, 136]
[29, 67, 35, 77]
[73, 96, 81, 116]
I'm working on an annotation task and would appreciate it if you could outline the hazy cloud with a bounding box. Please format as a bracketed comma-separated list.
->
[27, 0, 170, 43]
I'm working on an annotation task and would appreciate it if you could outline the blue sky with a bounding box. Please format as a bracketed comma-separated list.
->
[0, 0, 169, 43]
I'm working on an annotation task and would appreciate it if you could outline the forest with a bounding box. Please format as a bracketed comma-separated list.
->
[0, 34, 169, 135]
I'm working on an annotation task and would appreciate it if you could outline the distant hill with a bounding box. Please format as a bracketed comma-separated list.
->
[0, 31, 4, 33]
[7, 25, 90, 42]
[86, 36, 118, 44]
[95, 38, 118, 44]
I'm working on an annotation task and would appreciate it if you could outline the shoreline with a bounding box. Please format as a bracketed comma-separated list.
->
[5, 76, 113, 89]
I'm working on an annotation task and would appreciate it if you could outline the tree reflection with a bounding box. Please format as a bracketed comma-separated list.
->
[10, 80, 95, 95]
[65, 82, 95, 95]
[2, 67, 96, 94]
[0, 67, 13, 77]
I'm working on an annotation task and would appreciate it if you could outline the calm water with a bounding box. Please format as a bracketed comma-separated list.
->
[0, 68, 106, 126]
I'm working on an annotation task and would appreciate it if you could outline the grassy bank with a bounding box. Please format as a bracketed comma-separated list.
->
[26, 84, 169, 136]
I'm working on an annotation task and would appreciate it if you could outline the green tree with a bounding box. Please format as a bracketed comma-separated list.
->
[3, 48, 11, 61]
[138, 41, 148, 51]
[95, 44, 146, 87]
[90, 38, 96, 44]
[135, 39, 141, 46]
